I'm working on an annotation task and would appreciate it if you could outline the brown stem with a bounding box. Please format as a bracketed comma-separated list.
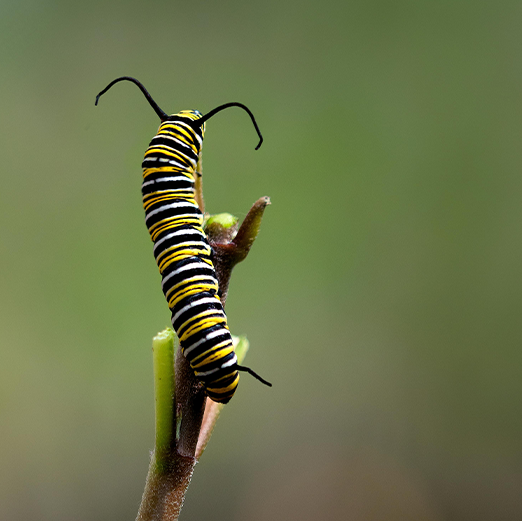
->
[175, 344, 207, 457]
[136, 453, 196, 521]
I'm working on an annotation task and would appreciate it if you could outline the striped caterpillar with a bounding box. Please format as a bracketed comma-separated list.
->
[96, 77, 270, 403]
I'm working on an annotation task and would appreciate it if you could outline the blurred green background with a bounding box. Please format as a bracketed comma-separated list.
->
[1, 0, 522, 519]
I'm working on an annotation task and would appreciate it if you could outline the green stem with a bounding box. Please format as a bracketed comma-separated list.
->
[152, 328, 177, 466]
[136, 330, 197, 521]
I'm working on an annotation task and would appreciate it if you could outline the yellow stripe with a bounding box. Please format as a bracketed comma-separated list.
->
[191, 343, 235, 367]
[147, 143, 193, 158]
[179, 315, 227, 342]
[149, 216, 202, 241]
[150, 216, 202, 238]
[158, 125, 197, 151]
[209, 371, 238, 384]
[165, 274, 216, 300]
[144, 194, 195, 204]
[177, 309, 225, 336]
[143, 194, 197, 211]
[143, 166, 190, 179]
[156, 241, 209, 263]
[206, 374, 240, 394]
[145, 146, 192, 164]
[143, 192, 194, 206]
[175, 298, 224, 329]
[159, 248, 210, 273]
[143, 189, 192, 199]
[143, 188, 192, 197]
[167, 283, 219, 309]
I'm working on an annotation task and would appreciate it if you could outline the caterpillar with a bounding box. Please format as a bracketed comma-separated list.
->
[96, 76, 271, 403]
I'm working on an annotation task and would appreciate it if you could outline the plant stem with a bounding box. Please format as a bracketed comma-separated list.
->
[136, 336, 204, 521]
[175, 344, 206, 457]
[136, 454, 195, 521]
[152, 329, 177, 465]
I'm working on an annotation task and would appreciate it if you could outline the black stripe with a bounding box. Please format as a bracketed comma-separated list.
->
[153, 223, 205, 245]
[153, 227, 207, 254]
[144, 201, 201, 229]
[142, 151, 193, 169]
[158, 124, 202, 151]
[191, 349, 235, 373]
[149, 136, 199, 162]
[176, 310, 225, 340]
[142, 179, 194, 196]
[171, 292, 222, 331]
[164, 275, 217, 301]
[181, 325, 231, 358]
[161, 256, 214, 284]
[142, 170, 193, 183]
[156, 241, 209, 264]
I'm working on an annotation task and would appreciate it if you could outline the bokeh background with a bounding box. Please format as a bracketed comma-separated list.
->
[1, 1, 522, 520]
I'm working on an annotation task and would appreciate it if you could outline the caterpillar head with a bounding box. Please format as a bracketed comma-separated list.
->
[167, 110, 206, 138]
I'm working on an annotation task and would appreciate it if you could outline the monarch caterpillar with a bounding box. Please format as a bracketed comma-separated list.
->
[96, 76, 271, 403]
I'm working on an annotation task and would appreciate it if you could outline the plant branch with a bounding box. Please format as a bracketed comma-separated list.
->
[206, 196, 270, 307]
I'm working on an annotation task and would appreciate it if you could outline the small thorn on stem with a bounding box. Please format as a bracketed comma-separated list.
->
[205, 196, 270, 308]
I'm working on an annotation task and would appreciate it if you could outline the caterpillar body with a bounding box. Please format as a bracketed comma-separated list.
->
[96, 77, 270, 404]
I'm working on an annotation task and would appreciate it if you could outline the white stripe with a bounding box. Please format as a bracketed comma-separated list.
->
[195, 366, 220, 377]
[154, 228, 205, 252]
[182, 336, 207, 357]
[172, 296, 219, 324]
[142, 157, 189, 170]
[206, 328, 229, 341]
[220, 355, 237, 369]
[152, 145, 197, 168]
[156, 133, 194, 150]
[183, 328, 228, 357]
[162, 261, 213, 289]
[146, 202, 196, 219]
[142, 176, 193, 188]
